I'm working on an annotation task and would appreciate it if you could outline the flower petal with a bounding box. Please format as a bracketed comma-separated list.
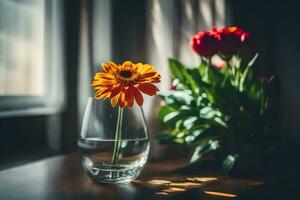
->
[110, 84, 122, 98]
[118, 91, 127, 108]
[141, 72, 159, 79]
[111, 93, 120, 107]
[140, 76, 161, 84]
[102, 61, 118, 74]
[94, 72, 115, 80]
[122, 61, 133, 71]
[132, 86, 143, 106]
[125, 86, 134, 108]
[136, 63, 155, 73]
[95, 87, 111, 99]
[92, 79, 117, 87]
[137, 83, 159, 96]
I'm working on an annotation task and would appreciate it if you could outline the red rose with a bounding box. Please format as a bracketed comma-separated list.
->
[190, 30, 219, 58]
[190, 26, 250, 58]
[218, 26, 250, 55]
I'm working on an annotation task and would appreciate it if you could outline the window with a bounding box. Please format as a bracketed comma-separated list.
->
[0, 0, 64, 117]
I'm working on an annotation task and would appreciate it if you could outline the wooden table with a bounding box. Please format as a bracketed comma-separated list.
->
[0, 154, 265, 200]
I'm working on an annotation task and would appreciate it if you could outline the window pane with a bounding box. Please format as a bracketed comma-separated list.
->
[0, 0, 45, 96]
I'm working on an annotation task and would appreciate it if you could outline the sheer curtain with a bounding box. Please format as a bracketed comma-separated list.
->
[78, 0, 112, 125]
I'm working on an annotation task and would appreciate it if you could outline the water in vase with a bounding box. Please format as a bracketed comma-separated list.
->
[78, 137, 149, 183]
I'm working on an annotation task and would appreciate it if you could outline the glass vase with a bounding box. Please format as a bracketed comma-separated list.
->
[78, 97, 150, 184]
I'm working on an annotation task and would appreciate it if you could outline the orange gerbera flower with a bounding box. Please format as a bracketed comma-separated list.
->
[92, 61, 161, 108]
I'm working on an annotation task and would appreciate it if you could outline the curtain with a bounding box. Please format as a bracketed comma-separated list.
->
[78, 0, 112, 125]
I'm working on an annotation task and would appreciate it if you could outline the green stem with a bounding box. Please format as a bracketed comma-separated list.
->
[228, 60, 238, 88]
[207, 58, 211, 68]
[111, 106, 124, 165]
[205, 58, 211, 82]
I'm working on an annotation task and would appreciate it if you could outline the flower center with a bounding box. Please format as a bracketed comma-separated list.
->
[120, 70, 132, 78]
[116, 70, 140, 82]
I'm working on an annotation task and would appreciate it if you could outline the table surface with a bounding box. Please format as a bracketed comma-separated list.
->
[0, 153, 265, 200]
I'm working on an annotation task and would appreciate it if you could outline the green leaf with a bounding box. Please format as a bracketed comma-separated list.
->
[198, 61, 207, 78]
[222, 154, 238, 174]
[157, 105, 177, 123]
[183, 69, 199, 93]
[199, 107, 215, 119]
[168, 58, 185, 82]
[163, 111, 180, 123]
[158, 103, 198, 128]
[169, 58, 200, 93]
[175, 119, 184, 129]
[208, 66, 224, 85]
[189, 139, 220, 163]
[247, 81, 262, 102]
[239, 53, 259, 92]
[189, 124, 210, 139]
[160, 90, 193, 106]
[192, 125, 223, 142]
[214, 117, 228, 128]
[247, 53, 259, 68]
[189, 68, 210, 90]
[183, 116, 198, 129]
[191, 129, 205, 137]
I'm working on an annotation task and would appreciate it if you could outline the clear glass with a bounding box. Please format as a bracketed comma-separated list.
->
[78, 97, 150, 184]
